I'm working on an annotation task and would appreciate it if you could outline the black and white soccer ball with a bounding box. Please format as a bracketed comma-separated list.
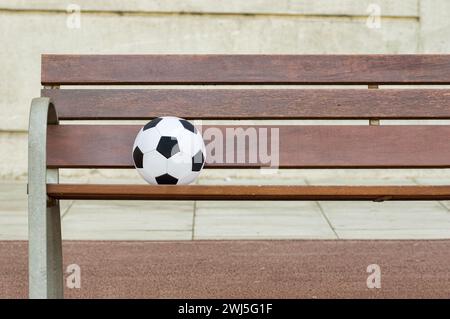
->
[132, 117, 206, 185]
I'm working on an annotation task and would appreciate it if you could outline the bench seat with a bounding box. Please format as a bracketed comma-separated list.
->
[47, 184, 450, 201]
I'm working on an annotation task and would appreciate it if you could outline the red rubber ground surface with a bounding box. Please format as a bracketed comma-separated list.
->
[1, 240, 449, 298]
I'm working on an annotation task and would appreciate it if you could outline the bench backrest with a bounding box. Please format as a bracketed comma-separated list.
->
[41, 55, 450, 169]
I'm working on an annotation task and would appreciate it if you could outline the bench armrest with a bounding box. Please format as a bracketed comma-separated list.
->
[28, 97, 59, 194]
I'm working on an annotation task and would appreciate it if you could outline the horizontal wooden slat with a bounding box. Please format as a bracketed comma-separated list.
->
[42, 55, 450, 85]
[47, 184, 450, 201]
[42, 89, 450, 120]
[46, 125, 450, 168]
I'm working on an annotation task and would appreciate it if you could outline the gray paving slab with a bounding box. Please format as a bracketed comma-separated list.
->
[194, 201, 336, 239]
[319, 201, 450, 239]
[62, 200, 194, 240]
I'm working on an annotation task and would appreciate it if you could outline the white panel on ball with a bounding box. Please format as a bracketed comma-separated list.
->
[167, 152, 194, 180]
[142, 150, 168, 177]
[178, 172, 200, 185]
[174, 130, 201, 155]
[134, 127, 161, 153]
[154, 116, 184, 136]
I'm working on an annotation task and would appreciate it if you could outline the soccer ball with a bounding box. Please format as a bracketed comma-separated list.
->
[132, 117, 206, 185]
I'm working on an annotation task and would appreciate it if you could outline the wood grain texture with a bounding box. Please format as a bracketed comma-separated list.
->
[41, 55, 450, 85]
[42, 89, 450, 120]
[46, 184, 450, 201]
[46, 125, 450, 168]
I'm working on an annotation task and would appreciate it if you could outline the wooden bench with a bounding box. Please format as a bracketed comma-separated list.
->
[29, 54, 450, 298]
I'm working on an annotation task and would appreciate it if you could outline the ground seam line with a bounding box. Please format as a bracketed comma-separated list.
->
[304, 178, 340, 239]
[61, 200, 75, 219]
[411, 177, 450, 214]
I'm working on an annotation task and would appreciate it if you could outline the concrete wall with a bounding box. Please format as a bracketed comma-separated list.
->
[0, 0, 449, 180]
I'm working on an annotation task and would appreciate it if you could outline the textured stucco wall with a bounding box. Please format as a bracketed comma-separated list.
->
[0, 0, 449, 180]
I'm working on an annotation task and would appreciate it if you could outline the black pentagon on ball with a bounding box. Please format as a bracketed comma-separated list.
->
[179, 119, 197, 134]
[155, 173, 178, 185]
[192, 150, 205, 172]
[132, 146, 144, 168]
[143, 117, 163, 131]
[156, 136, 180, 159]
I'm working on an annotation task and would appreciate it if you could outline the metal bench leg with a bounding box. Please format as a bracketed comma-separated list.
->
[28, 97, 63, 299]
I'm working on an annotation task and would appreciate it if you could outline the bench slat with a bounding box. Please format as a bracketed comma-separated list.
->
[47, 125, 450, 168]
[47, 184, 450, 201]
[42, 89, 450, 120]
[42, 55, 450, 85]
